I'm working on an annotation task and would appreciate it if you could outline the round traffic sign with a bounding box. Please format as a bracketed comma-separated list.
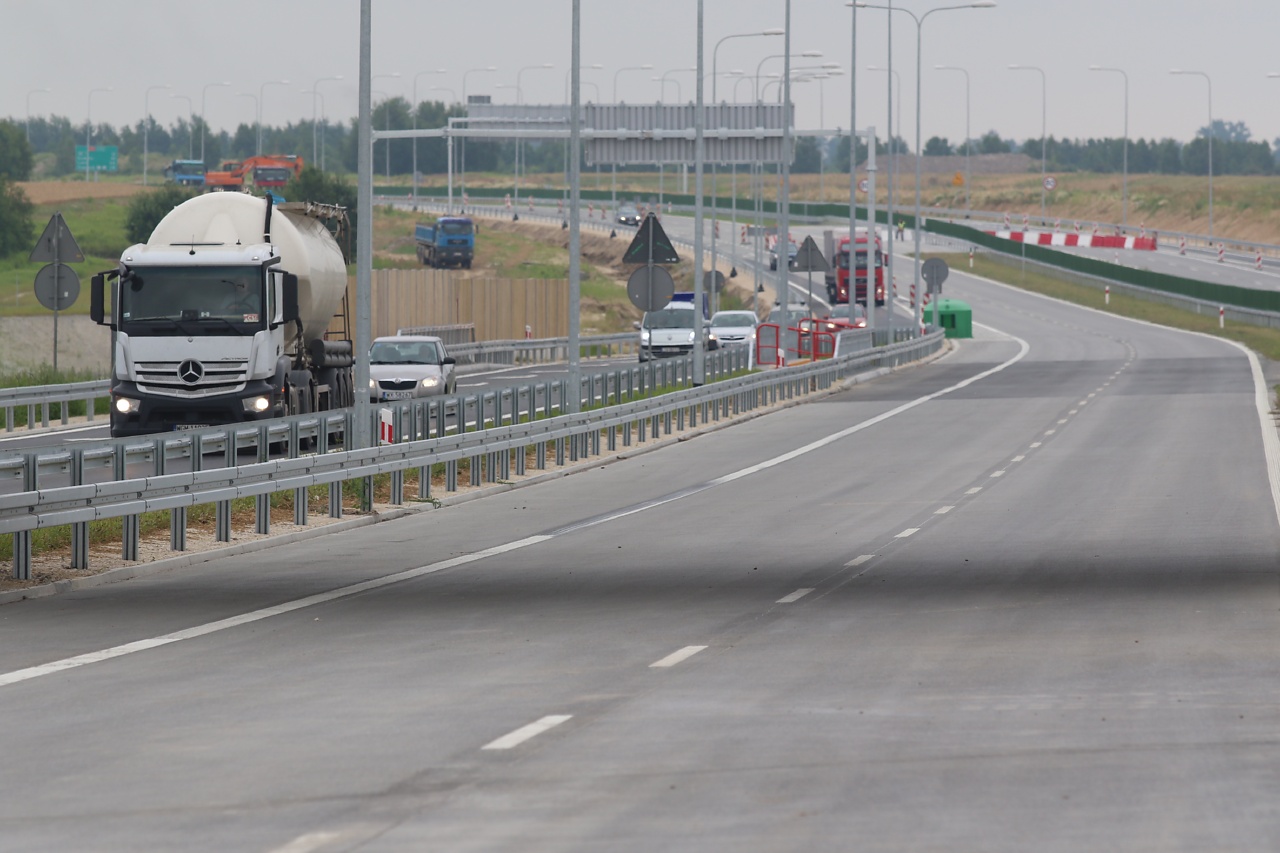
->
[1043, 175, 1057, 191]
[33, 263, 80, 312]
[858, 178, 869, 193]
[627, 265, 676, 312]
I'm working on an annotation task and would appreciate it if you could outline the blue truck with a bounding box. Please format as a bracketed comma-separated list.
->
[163, 159, 207, 187]
[415, 217, 476, 268]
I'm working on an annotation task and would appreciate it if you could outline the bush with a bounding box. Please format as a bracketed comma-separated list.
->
[124, 185, 198, 245]
[0, 177, 33, 257]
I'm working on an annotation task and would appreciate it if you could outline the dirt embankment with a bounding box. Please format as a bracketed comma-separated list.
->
[19, 181, 150, 205]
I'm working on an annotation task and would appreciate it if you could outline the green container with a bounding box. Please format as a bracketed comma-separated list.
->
[928, 298, 973, 338]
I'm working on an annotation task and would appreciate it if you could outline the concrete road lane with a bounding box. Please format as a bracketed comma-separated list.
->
[0, 264, 1278, 850]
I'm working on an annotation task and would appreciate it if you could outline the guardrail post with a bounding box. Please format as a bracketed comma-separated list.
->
[328, 478, 343, 518]
[112, 448, 140, 561]
[470, 455, 482, 486]
[256, 425, 271, 535]
[536, 440, 547, 469]
[389, 410, 404, 506]
[446, 459, 458, 491]
[68, 447, 90, 568]
[556, 436, 566, 465]
[215, 427, 235, 542]
[10, 453, 38, 580]
[86, 393, 95, 423]
[39, 401, 48, 428]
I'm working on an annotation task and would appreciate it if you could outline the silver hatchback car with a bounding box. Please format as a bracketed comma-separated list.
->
[369, 335, 457, 401]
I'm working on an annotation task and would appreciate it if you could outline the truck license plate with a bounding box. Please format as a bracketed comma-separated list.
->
[173, 424, 210, 431]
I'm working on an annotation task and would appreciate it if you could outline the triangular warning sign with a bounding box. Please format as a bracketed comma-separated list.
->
[792, 235, 829, 273]
[30, 212, 84, 264]
[622, 213, 680, 265]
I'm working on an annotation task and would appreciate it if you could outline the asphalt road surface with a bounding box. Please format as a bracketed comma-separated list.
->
[2, 247, 1279, 851]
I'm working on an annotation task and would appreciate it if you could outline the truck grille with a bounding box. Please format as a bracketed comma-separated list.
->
[136, 359, 250, 398]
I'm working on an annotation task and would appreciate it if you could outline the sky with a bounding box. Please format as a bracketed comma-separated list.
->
[3, 0, 1278, 150]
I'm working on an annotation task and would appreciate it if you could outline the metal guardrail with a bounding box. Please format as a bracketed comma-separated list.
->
[1, 380, 111, 434]
[1, 333, 942, 579]
[0, 332, 641, 435]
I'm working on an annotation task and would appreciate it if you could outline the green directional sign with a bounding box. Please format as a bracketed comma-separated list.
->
[75, 145, 118, 172]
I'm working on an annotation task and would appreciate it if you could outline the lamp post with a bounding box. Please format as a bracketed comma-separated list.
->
[26, 88, 50, 145]
[565, 64, 602, 103]
[300, 89, 326, 169]
[200, 81, 230, 165]
[934, 65, 970, 215]
[513, 64, 554, 209]
[755, 50, 821, 101]
[611, 64, 654, 207]
[868, 63, 901, 283]
[462, 66, 497, 206]
[86, 87, 112, 183]
[372, 73, 402, 180]
[411, 69, 444, 208]
[237, 92, 257, 159]
[1171, 69, 1213, 238]
[310, 76, 343, 167]
[171, 94, 194, 159]
[1008, 64, 1046, 221]
[257, 79, 290, 156]
[857, 1, 996, 332]
[1088, 65, 1128, 228]
[142, 84, 170, 186]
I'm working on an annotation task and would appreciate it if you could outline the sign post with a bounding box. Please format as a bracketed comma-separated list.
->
[921, 257, 950, 330]
[623, 212, 680, 312]
[30, 213, 85, 371]
[792, 235, 830, 314]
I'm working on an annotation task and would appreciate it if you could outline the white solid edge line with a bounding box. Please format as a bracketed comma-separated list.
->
[650, 645, 709, 668]
[958, 264, 1280, 533]
[845, 555, 876, 567]
[777, 588, 815, 604]
[482, 715, 574, 750]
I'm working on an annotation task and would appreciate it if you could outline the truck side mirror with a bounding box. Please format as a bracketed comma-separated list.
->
[90, 273, 106, 325]
[281, 272, 300, 324]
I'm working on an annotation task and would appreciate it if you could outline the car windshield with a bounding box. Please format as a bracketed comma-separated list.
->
[643, 308, 697, 329]
[118, 264, 264, 335]
[370, 341, 442, 365]
[712, 312, 757, 327]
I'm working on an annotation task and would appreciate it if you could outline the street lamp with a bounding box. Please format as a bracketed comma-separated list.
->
[26, 88, 50, 144]
[373, 73, 402, 180]
[657, 68, 696, 102]
[565, 63, 602, 103]
[868, 64, 902, 266]
[257, 79, 290, 155]
[1089, 65, 1128, 227]
[310, 75, 343, 167]
[142, 84, 170, 186]
[1171, 69, 1213, 238]
[171, 93, 194, 159]
[935, 65, 971, 215]
[300, 89, 327, 170]
[410, 69, 444, 207]
[755, 50, 822, 101]
[611, 64, 655, 207]
[237, 92, 257, 159]
[86, 87, 112, 183]
[461, 66, 497, 206]
[200, 81, 230, 165]
[1008, 64, 1047, 220]
[856, 0, 996, 331]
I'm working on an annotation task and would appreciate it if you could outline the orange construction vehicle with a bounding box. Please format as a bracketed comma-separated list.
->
[203, 155, 305, 191]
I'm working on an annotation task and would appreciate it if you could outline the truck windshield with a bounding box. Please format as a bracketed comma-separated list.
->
[253, 167, 291, 184]
[643, 308, 697, 329]
[119, 265, 264, 335]
[176, 162, 206, 175]
[440, 221, 473, 235]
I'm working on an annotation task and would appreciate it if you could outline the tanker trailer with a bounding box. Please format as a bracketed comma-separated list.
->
[91, 193, 353, 437]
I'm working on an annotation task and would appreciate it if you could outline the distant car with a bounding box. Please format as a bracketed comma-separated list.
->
[766, 302, 814, 327]
[769, 240, 799, 271]
[709, 310, 760, 347]
[616, 204, 641, 226]
[822, 302, 867, 330]
[368, 335, 457, 401]
[639, 303, 715, 362]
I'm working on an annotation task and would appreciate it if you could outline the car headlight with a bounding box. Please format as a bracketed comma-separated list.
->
[640, 329, 651, 343]
[114, 396, 140, 414]
[687, 331, 696, 343]
[242, 395, 271, 413]
[420, 377, 440, 388]
[369, 378, 376, 389]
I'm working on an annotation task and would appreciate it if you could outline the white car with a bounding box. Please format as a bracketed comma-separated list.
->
[368, 335, 457, 401]
[709, 310, 760, 347]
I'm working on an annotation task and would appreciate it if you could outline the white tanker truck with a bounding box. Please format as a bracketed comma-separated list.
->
[91, 193, 354, 437]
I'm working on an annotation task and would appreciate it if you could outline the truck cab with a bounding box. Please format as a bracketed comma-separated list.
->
[827, 230, 885, 306]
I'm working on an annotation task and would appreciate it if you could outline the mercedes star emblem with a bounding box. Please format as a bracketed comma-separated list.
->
[178, 359, 205, 385]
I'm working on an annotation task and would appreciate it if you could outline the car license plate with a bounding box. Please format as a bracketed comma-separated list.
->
[173, 424, 210, 431]
[381, 390, 413, 400]
[658, 347, 682, 353]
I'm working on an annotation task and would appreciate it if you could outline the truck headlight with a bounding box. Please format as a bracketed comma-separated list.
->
[114, 396, 140, 414]
[242, 396, 271, 413]
[420, 377, 440, 388]
[369, 378, 376, 389]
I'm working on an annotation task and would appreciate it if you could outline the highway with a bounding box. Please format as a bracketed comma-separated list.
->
[3, 259, 1278, 850]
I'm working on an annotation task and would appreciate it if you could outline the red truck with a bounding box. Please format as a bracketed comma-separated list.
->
[824, 228, 885, 307]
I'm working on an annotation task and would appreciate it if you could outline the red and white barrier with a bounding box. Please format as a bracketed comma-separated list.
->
[378, 408, 395, 446]
[1258, 250, 1264, 270]
[1179, 237, 1186, 256]
[741, 225, 748, 244]
[985, 230, 1157, 251]
[1003, 212, 1011, 229]
[1220, 306, 1225, 328]
[1105, 285, 1110, 305]
[504, 194, 512, 210]
[527, 198, 534, 212]
[1218, 243, 1225, 263]
[968, 247, 974, 268]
